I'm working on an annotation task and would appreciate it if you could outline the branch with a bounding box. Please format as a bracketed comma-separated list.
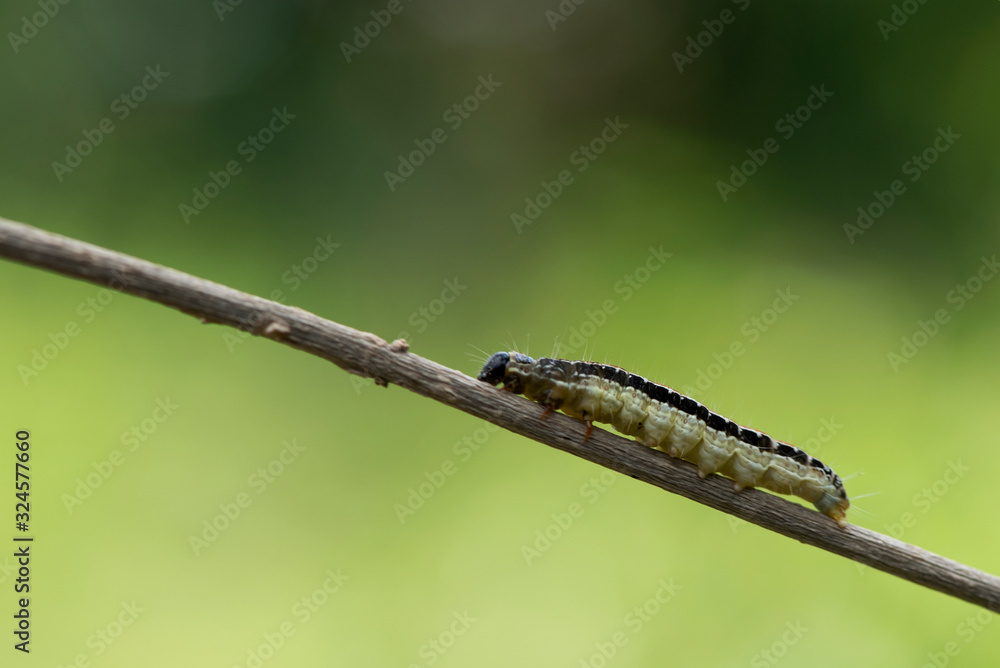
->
[2, 216, 998, 612]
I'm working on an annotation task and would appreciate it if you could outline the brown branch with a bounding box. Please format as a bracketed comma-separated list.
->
[2, 216, 999, 612]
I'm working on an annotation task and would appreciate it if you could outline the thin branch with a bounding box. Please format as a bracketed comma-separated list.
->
[2, 217, 998, 613]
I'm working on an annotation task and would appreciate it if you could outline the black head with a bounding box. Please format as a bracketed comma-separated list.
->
[478, 352, 511, 385]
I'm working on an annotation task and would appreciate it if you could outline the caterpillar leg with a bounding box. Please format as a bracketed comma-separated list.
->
[816, 496, 850, 529]
[477, 351, 852, 530]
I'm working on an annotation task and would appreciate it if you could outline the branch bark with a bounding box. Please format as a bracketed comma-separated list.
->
[2, 216, 998, 612]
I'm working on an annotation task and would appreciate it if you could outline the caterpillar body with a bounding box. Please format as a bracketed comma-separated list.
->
[478, 352, 849, 527]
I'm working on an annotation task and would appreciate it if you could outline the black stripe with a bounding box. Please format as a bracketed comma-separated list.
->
[625, 373, 647, 391]
[706, 413, 726, 431]
[678, 396, 698, 413]
[664, 389, 681, 408]
[775, 444, 797, 458]
[534, 357, 842, 489]
[608, 367, 629, 386]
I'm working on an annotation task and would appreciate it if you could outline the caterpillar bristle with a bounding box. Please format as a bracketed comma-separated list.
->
[477, 351, 851, 528]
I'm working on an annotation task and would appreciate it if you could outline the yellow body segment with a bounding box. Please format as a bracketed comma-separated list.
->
[479, 352, 850, 527]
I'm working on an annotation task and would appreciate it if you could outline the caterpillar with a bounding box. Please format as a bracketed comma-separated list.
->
[477, 352, 849, 527]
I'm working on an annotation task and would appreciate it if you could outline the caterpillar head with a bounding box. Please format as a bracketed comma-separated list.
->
[477, 352, 510, 385]
[478, 351, 534, 390]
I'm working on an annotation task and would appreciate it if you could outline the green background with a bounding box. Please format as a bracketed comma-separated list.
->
[2, 1, 1000, 666]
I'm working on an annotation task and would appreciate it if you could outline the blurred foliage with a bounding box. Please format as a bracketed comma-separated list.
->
[1, 0, 999, 666]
